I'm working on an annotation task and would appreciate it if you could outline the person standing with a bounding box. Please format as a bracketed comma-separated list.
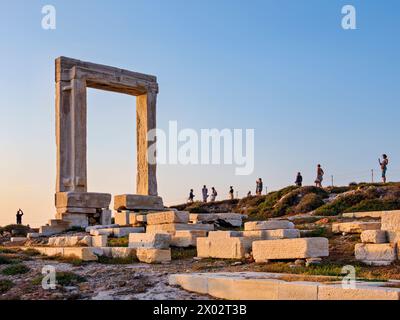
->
[256, 178, 263, 195]
[229, 186, 234, 200]
[315, 164, 324, 188]
[188, 189, 195, 203]
[202, 185, 209, 203]
[247, 191, 252, 197]
[379, 154, 389, 183]
[16, 208, 24, 225]
[210, 187, 218, 202]
[295, 172, 303, 187]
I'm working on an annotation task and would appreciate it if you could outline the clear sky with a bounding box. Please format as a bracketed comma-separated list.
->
[1, 0, 399, 226]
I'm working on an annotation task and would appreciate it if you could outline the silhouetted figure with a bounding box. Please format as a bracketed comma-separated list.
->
[210, 187, 218, 202]
[247, 191, 252, 197]
[295, 172, 303, 187]
[256, 178, 263, 195]
[188, 189, 195, 203]
[379, 154, 389, 183]
[202, 185, 209, 203]
[315, 164, 324, 188]
[229, 186, 234, 200]
[16, 209, 24, 225]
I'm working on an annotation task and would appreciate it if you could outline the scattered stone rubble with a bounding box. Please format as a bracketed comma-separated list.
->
[196, 219, 329, 263]
[337, 210, 400, 266]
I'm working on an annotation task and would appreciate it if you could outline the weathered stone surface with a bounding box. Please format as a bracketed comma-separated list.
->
[170, 272, 400, 300]
[244, 220, 295, 231]
[114, 211, 130, 226]
[342, 210, 394, 219]
[147, 211, 189, 225]
[129, 213, 147, 225]
[129, 232, 171, 249]
[170, 230, 208, 247]
[56, 207, 97, 214]
[92, 235, 107, 247]
[355, 243, 396, 263]
[78, 236, 92, 246]
[101, 247, 137, 259]
[90, 227, 144, 237]
[90, 228, 113, 236]
[39, 225, 68, 236]
[146, 223, 214, 233]
[207, 231, 243, 239]
[48, 235, 88, 247]
[197, 237, 253, 259]
[55, 57, 159, 196]
[331, 221, 381, 234]
[10, 237, 27, 242]
[114, 194, 163, 210]
[27, 233, 40, 239]
[85, 224, 118, 232]
[136, 248, 171, 263]
[381, 211, 400, 232]
[113, 227, 144, 238]
[30, 247, 99, 261]
[243, 229, 300, 240]
[386, 231, 400, 243]
[318, 284, 400, 300]
[55, 192, 111, 208]
[360, 230, 387, 244]
[252, 238, 329, 262]
[169, 274, 209, 295]
[60, 213, 89, 228]
[101, 209, 112, 226]
[189, 213, 246, 227]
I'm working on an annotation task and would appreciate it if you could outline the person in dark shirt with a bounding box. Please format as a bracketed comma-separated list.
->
[16, 208, 24, 225]
[188, 189, 195, 203]
[295, 172, 303, 187]
[229, 186, 234, 200]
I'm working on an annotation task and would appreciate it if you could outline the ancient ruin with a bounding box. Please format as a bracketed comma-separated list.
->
[54, 57, 162, 228]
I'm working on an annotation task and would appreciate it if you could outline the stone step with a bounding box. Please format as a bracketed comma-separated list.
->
[169, 272, 400, 300]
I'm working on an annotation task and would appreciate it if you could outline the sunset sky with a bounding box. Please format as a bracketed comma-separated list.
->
[1, 0, 400, 226]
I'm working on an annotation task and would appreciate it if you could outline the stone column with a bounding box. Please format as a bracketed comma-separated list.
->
[55, 77, 87, 192]
[136, 89, 158, 196]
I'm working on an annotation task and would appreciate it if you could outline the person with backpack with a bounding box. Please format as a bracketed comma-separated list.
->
[210, 187, 218, 202]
